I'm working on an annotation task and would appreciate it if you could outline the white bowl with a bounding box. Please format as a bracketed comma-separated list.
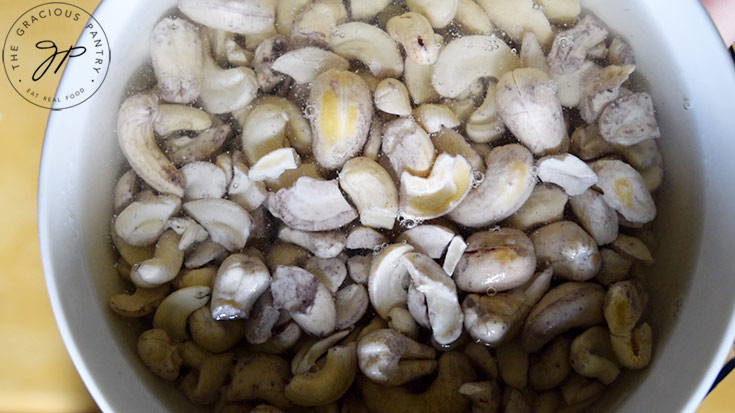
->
[39, 1, 735, 411]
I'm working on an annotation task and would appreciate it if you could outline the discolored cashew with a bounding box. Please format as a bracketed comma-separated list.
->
[154, 104, 212, 136]
[225, 353, 292, 410]
[537, 154, 598, 197]
[329, 22, 403, 78]
[210, 253, 270, 320]
[507, 184, 568, 231]
[336, 284, 369, 330]
[250, 321, 303, 354]
[449, 144, 536, 228]
[178, 342, 234, 405]
[137, 329, 182, 381]
[547, 15, 608, 75]
[339, 157, 399, 230]
[285, 342, 357, 406]
[131, 230, 185, 288]
[432, 36, 520, 99]
[153, 285, 211, 341]
[477, 0, 553, 46]
[529, 336, 572, 391]
[570, 326, 620, 385]
[253, 35, 288, 92]
[346, 226, 388, 251]
[244, 291, 282, 344]
[458, 381, 501, 413]
[386, 306, 420, 340]
[387, 12, 441, 65]
[178, 0, 275, 34]
[455, 228, 537, 293]
[361, 351, 476, 413]
[569, 188, 619, 246]
[304, 256, 348, 294]
[357, 329, 436, 385]
[531, 221, 601, 281]
[189, 306, 247, 353]
[610, 322, 652, 369]
[579, 65, 635, 124]
[271, 266, 336, 337]
[591, 159, 657, 224]
[610, 234, 654, 265]
[109, 284, 170, 317]
[277, 226, 345, 259]
[199, 51, 258, 114]
[184, 199, 253, 251]
[608, 37, 635, 66]
[374, 78, 412, 117]
[267, 177, 358, 231]
[496, 339, 529, 388]
[167, 125, 231, 166]
[368, 243, 414, 319]
[347, 255, 371, 284]
[599, 93, 661, 146]
[604, 279, 648, 336]
[399, 153, 473, 220]
[292, 329, 351, 375]
[150, 18, 203, 104]
[272, 47, 349, 84]
[521, 282, 605, 352]
[382, 118, 436, 177]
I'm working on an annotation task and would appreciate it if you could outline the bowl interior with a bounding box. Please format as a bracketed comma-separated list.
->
[39, 1, 735, 412]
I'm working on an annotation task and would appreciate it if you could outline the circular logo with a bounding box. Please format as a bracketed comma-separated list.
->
[2, 2, 111, 110]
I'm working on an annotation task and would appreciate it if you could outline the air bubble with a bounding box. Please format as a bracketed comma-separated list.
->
[683, 98, 691, 110]
[472, 171, 486, 188]
[401, 218, 417, 229]
[511, 48, 517, 55]
[532, 2, 541, 10]
[485, 287, 498, 296]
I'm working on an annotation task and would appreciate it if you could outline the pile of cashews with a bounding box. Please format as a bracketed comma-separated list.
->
[109, 0, 663, 411]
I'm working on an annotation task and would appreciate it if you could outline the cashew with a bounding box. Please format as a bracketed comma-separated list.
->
[205, 28, 249, 66]
[336, 284, 369, 330]
[595, 248, 633, 286]
[617, 138, 662, 171]
[603, 279, 648, 337]
[396, 225, 455, 259]
[407, 282, 431, 329]
[110, 220, 154, 265]
[449, 144, 536, 228]
[276, 0, 309, 35]
[271, 266, 336, 337]
[478, 0, 553, 45]
[458, 380, 501, 413]
[131, 230, 185, 288]
[442, 235, 467, 276]
[329, 22, 403, 78]
[610, 234, 654, 265]
[248, 148, 301, 182]
[309, 70, 373, 170]
[521, 32, 549, 72]
[533, 391, 562, 413]
[414, 104, 461, 134]
[560, 373, 604, 407]
[267, 177, 358, 231]
[579, 65, 635, 124]
[357, 329, 436, 385]
[432, 129, 484, 172]
[184, 199, 252, 251]
[496, 339, 529, 388]
[464, 342, 498, 379]
[569, 188, 619, 246]
[304, 257, 348, 293]
[167, 217, 209, 250]
[528, 336, 572, 391]
[386, 307, 420, 340]
[209, 253, 270, 320]
[137, 329, 182, 381]
[521, 282, 605, 352]
[503, 388, 533, 413]
[285, 342, 357, 406]
[166, 125, 231, 166]
[109, 284, 170, 317]
[346, 226, 389, 250]
[399, 153, 473, 220]
[291, 0, 347, 47]
[591, 159, 657, 224]
[265, 162, 322, 192]
[152, 285, 211, 341]
[350, 0, 391, 19]
[181, 161, 228, 201]
[276, 226, 345, 259]
[154, 104, 212, 136]
[587, 41, 608, 59]
[250, 321, 303, 354]
[188, 306, 247, 353]
[608, 37, 635, 66]
[382, 118, 436, 177]
[548, 15, 608, 75]
[339, 157, 399, 229]
[225, 353, 292, 410]
[496, 68, 567, 156]
[117, 95, 184, 197]
[265, 242, 310, 271]
[113, 169, 138, 214]
[537, 0, 581, 24]
[405, 54, 440, 105]
[507, 184, 568, 231]
[149, 17, 203, 104]
[570, 326, 620, 385]
[368, 243, 414, 319]
[466, 82, 506, 144]
[238, 104, 288, 163]
[362, 351, 475, 413]
[455, 0, 494, 34]
[387, 12, 441, 65]
[200, 52, 258, 114]
[402, 252, 463, 345]
[610, 322, 652, 369]
[272, 47, 349, 84]
[570, 124, 615, 161]
[406, 0, 458, 29]
[537, 154, 598, 197]
[244, 291, 281, 344]
[347, 255, 371, 285]
[178, 0, 275, 34]
[293, 330, 351, 375]
[228, 153, 269, 211]
[253, 35, 288, 91]
[177, 342, 234, 405]
[599, 92, 661, 146]
[185, 239, 226, 269]
[432, 36, 520, 99]
[455, 228, 536, 293]
[374, 78, 412, 117]
[531, 221, 601, 281]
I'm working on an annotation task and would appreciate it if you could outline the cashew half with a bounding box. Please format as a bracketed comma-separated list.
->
[406, 0, 458, 29]
[137, 329, 182, 381]
[598, 92, 661, 146]
[496, 339, 529, 388]
[347, 255, 372, 285]
[531, 221, 601, 281]
[152, 285, 211, 341]
[167, 125, 231, 166]
[225, 353, 292, 410]
[591, 159, 657, 224]
[329, 22, 404, 78]
[277, 226, 345, 259]
[271, 266, 336, 337]
[399, 153, 473, 220]
[368, 243, 414, 319]
[285, 342, 357, 406]
[272, 47, 349, 84]
[387, 12, 441, 65]
[336, 284, 369, 330]
[200, 51, 258, 114]
[304, 257, 348, 294]
[432, 129, 485, 172]
[506, 184, 568, 231]
[131, 230, 185, 288]
[211, 253, 270, 320]
[569, 188, 619, 246]
[570, 326, 620, 385]
[150, 17, 203, 104]
[248, 148, 301, 182]
[154, 104, 212, 136]
[267, 177, 358, 231]
[178, 0, 276, 34]
[184, 199, 253, 251]
[358, 329, 437, 385]
[476, 0, 553, 46]
[537, 154, 598, 197]
[181, 161, 228, 201]
[346, 226, 388, 251]
[382, 118, 436, 177]
[547, 15, 608, 75]
[115, 194, 181, 248]
[339, 157, 399, 230]
[579, 65, 635, 124]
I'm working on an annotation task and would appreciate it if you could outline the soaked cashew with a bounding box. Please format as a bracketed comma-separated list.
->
[528, 336, 572, 391]
[531, 221, 601, 282]
[610, 322, 653, 369]
[374, 78, 412, 116]
[150, 18, 203, 104]
[570, 326, 620, 385]
[387, 12, 441, 65]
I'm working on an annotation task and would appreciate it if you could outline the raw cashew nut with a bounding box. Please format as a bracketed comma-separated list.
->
[387, 12, 441, 65]
[292, 330, 351, 375]
[530, 221, 601, 281]
[272, 47, 350, 84]
[346, 226, 388, 250]
[200, 52, 258, 114]
[537, 0, 581, 24]
[610, 322, 652, 369]
[181, 161, 228, 201]
[399, 153, 473, 220]
[167, 125, 231, 166]
[350, 0, 391, 20]
[374, 78, 412, 117]
[278, 226, 345, 258]
[454, 0, 495, 34]
[413, 104, 461, 134]
[131, 230, 185, 288]
[570, 326, 620, 385]
[368, 243, 414, 319]
[537, 154, 598, 197]
[189, 306, 247, 353]
[466, 81, 506, 144]
[271, 266, 337, 337]
[547, 15, 608, 75]
[432, 129, 485, 172]
[339, 157, 399, 230]
[570, 188, 619, 246]
[406, 0, 458, 29]
[152, 285, 211, 341]
[603, 279, 648, 335]
[285, 342, 358, 406]
[477, 0, 553, 46]
[304, 256, 348, 293]
[137, 329, 182, 381]
[335, 284, 369, 330]
[248, 148, 301, 182]
[528, 336, 572, 391]
[329, 22, 404, 78]
[240, 103, 289, 165]
[496, 339, 529, 388]
[387, 306, 420, 340]
[267, 177, 358, 231]
[507, 184, 569, 231]
[109, 284, 170, 317]
[599, 93, 661, 146]
[154, 104, 212, 137]
[357, 329, 437, 385]
[178, 0, 276, 34]
[115, 194, 182, 247]
[150, 17, 203, 104]
[178, 342, 234, 405]
[211, 253, 271, 320]
[184, 199, 253, 251]
[591, 159, 657, 224]
[382, 118, 436, 177]
[225, 353, 293, 410]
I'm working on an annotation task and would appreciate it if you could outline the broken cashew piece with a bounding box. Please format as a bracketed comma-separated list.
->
[184, 199, 253, 251]
[248, 148, 301, 182]
[399, 153, 473, 220]
[413, 104, 460, 134]
[336, 284, 369, 330]
[382, 117, 436, 177]
[267, 177, 358, 231]
[329, 22, 404, 78]
[130, 230, 184, 288]
[167, 125, 231, 166]
[115, 194, 181, 247]
[531, 221, 601, 282]
[357, 329, 437, 385]
[374, 78, 412, 117]
[278, 226, 345, 259]
[537, 154, 598, 197]
[292, 329, 351, 375]
[225, 353, 293, 410]
[387, 12, 441, 65]
[339, 157, 399, 230]
[229, 155, 269, 211]
[432, 129, 485, 172]
[181, 161, 228, 201]
[547, 15, 608, 75]
[210, 253, 271, 321]
[178, 0, 275, 34]
[271, 266, 337, 337]
[189, 306, 247, 353]
[368, 243, 414, 319]
[285, 342, 358, 406]
[598, 92, 661, 146]
[304, 257, 348, 293]
[272, 47, 349, 84]
[396, 224, 455, 259]
[152, 285, 211, 341]
[149, 17, 203, 104]
[346, 226, 388, 251]
[442, 235, 467, 276]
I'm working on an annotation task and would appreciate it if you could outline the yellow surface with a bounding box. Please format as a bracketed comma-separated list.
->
[0, 1, 732, 412]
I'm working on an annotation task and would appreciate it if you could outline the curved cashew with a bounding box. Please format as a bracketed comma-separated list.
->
[225, 353, 293, 410]
[357, 329, 436, 385]
[464, 342, 498, 379]
[304, 256, 348, 293]
[178, 0, 275, 34]
[399, 153, 473, 220]
[336, 284, 369, 330]
[402, 252, 463, 345]
[529, 336, 572, 391]
[267, 177, 358, 231]
[152, 285, 211, 341]
[569, 188, 619, 246]
[396, 224, 455, 259]
[591, 159, 657, 224]
[455, 228, 537, 293]
[386, 306, 420, 340]
[149, 17, 203, 104]
[368, 243, 414, 319]
[382, 118, 436, 177]
[272, 47, 349, 84]
[433, 129, 485, 173]
[521, 282, 605, 352]
[285, 342, 357, 406]
[188, 306, 247, 353]
[265, 242, 310, 272]
[154, 104, 212, 136]
[610, 322, 652, 369]
[414, 104, 460, 134]
[537, 154, 598, 197]
[406, 0, 458, 29]
[131, 230, 184, 288]
[185, 239, 227, 269]
[339, 157, 399, 230]
[531, 221, 601, 281]
[184, 199, 253, 251]
[110, 219, 154, 265]
[271, 266, 337, 337]
[328, 22, 404, 78]
[374, 78, 412, 117]
[507, 184, 569, 231]
[178, 342, 234, 405]
[455, 0, 494, 34]
[113, 169, 139, 214]
[117, 94, 184, 197]
[466, 82, 506, 144]
[346, 226, 388, 250]
[137, 329, 182, 381]
[570, 326, 620, 385]
[167, 124, 231, 166]
[477, 0, 553, 46]
[166, 217, 208, 250]
[109, 284, 170, 317]
[432, 35, 520, 99]
[449, 144, 536, 227]
[200, 51, 258, 114]
[210, 253, 270, 320]
[547, 15, 608, 75]
[599, 93, 661, 146]
[387, 12, 441, 65]
[248, 148, 301, 182]
[292, 329, 351, 375]
[277, 226, 345, 259]
[361, 351, 476, 413]
[244, 291, 282, 344]
[291, 0, 347, 47]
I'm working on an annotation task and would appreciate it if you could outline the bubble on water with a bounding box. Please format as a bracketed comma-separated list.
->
[558, 37, 573, 49]
[401, 239, 407, 244]
[511, 48, 518, 55]
[472, 171, 485, 188]
[373, 242, 388, 254]
[401, 218, 417, 229]
[304, 104, 317, 120]
[391, 259, 400, 268]
[683, 98, 691, 110]
[485, 286, 498, 296]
